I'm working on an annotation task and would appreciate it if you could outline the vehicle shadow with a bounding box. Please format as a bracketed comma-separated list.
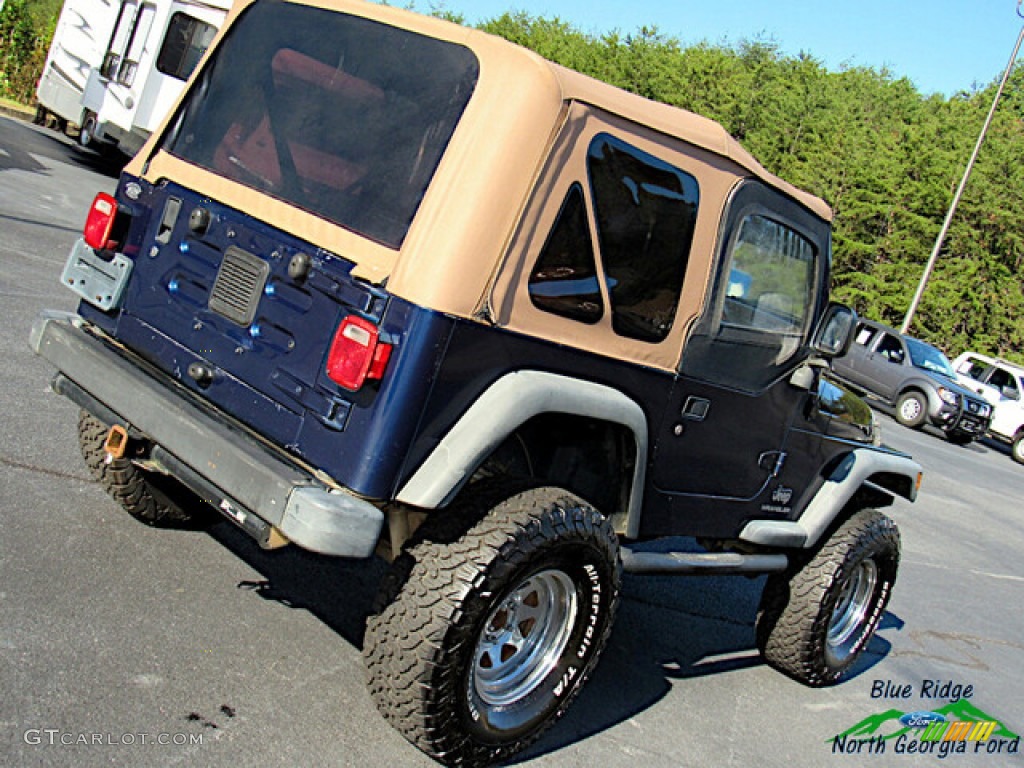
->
[200, 519, 901, 763]
[203, 518, 388, 648]
[2, 117, 125, 179]
[513, 576, 900, 764]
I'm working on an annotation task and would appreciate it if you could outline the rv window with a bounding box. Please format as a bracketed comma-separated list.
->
[157, 13, 218, 81]
[101, 0, 139, 79]
[586, 134, 698, 343]
[161, 2, 479, 249]
[118, 3, 156, 86]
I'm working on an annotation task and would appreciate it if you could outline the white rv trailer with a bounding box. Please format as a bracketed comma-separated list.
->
[79, 0, 232, 155]
[35, 0, 120, 131]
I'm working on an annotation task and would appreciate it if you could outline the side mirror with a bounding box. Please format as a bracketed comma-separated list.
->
[1002, 385, 1020, 402]
[812, 303, 856, 359]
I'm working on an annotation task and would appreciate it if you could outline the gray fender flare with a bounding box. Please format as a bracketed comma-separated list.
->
[396, 370, 648, 537]
[739, 448, 921, 550]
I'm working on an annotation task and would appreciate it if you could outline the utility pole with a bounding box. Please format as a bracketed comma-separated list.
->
[900, 7, 1024, 334]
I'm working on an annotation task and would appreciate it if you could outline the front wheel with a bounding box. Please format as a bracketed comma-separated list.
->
[1012, 432, 1024, 465]
[895, 391, 927, 429]
[364, 482, 621, 766]
[756, 508, 900, 686]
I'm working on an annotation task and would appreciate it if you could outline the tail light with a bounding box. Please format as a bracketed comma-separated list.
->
[83, 192, 120, 250]
[326, 315, 392, 391]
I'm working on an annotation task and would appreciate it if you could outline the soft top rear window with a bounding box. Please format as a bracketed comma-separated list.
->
[160, 0, 479, 248]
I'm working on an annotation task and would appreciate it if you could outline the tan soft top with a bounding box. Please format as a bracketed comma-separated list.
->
[127, 0, 831, 317]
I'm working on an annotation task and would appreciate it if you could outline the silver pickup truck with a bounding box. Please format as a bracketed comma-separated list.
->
[832, 318, 991, 444]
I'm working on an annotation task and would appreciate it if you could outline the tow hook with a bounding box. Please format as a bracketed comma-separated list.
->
[103, 424, 129, 464]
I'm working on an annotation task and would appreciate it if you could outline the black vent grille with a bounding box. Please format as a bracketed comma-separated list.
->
[209, 246, 269, 326]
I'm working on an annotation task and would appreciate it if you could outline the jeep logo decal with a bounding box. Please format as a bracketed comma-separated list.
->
[772, 486, 794, 504]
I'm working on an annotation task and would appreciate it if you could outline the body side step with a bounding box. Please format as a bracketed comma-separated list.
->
[620, 547, 789, 575]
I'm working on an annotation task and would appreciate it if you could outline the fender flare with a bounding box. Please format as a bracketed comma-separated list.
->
[739, 448, 922, 550]
[396, 370, 648, 537]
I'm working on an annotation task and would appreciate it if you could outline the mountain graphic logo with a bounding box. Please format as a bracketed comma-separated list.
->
[831, 699, 1020, 743]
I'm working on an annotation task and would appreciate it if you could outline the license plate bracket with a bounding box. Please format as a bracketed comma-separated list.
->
[61, 238, 133, 312]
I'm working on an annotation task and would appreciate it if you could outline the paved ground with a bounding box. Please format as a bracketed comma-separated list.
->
[1, 114, 1022, 767]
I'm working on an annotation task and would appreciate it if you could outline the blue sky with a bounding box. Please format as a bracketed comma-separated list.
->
[439, 0, 1023, 97]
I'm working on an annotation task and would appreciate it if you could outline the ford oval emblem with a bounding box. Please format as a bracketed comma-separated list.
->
[899, 711, 946, 728]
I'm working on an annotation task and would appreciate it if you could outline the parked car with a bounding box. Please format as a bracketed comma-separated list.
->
[29, 1, 923, 764]
[831, 319, 991, 444]
[953, 352, 1024, 463]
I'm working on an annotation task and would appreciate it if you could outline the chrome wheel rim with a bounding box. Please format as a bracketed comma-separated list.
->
[473, 569, 578, 707]
[899, 397, 922, 422]
[827, 559, 878, 666]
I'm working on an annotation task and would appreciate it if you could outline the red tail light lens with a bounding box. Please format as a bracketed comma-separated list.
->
[83, 192, 119, 250]
[326, 315, 392, 391]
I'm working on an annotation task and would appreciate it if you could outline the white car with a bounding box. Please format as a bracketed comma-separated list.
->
[953, 352, 1024, 464]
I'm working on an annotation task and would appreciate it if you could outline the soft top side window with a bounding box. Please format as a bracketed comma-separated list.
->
[719, 214, 813, 335]
[528, 184, 603, 324]
[587, 134, 699, 343]
[681, 181, 827, 392]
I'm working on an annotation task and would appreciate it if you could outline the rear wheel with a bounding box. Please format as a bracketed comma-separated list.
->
[895, 391, 927, 429]
[364, 481, 620, 766]
[78, 111, 99, 148]
[77, 410, 208, 527]
[756, 508, 900, 686]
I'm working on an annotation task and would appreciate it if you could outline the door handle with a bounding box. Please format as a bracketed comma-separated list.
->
[681, 396, 710, 421]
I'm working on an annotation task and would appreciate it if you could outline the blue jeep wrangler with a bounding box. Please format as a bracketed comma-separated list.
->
[32, 1, 922, 764]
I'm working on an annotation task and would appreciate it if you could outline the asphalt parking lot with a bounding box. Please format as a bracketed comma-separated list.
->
[1, 115, 1022, 767]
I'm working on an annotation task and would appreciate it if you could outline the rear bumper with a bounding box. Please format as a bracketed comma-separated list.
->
[30, 311, 383, 558]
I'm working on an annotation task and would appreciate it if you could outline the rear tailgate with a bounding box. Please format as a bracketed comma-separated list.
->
[73, 176, 452, 498]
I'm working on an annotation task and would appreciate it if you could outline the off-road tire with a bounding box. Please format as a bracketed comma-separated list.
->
[756, 508, 900, 686]
[364, 481, 621, 766]
[77, 410, 206, 527]
[894, 391, 927, 429]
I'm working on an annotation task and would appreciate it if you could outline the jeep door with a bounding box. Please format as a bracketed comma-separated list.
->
[655, 180, 835, 539]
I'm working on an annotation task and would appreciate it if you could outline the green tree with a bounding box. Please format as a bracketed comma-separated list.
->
[0, 0, 60, 102]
